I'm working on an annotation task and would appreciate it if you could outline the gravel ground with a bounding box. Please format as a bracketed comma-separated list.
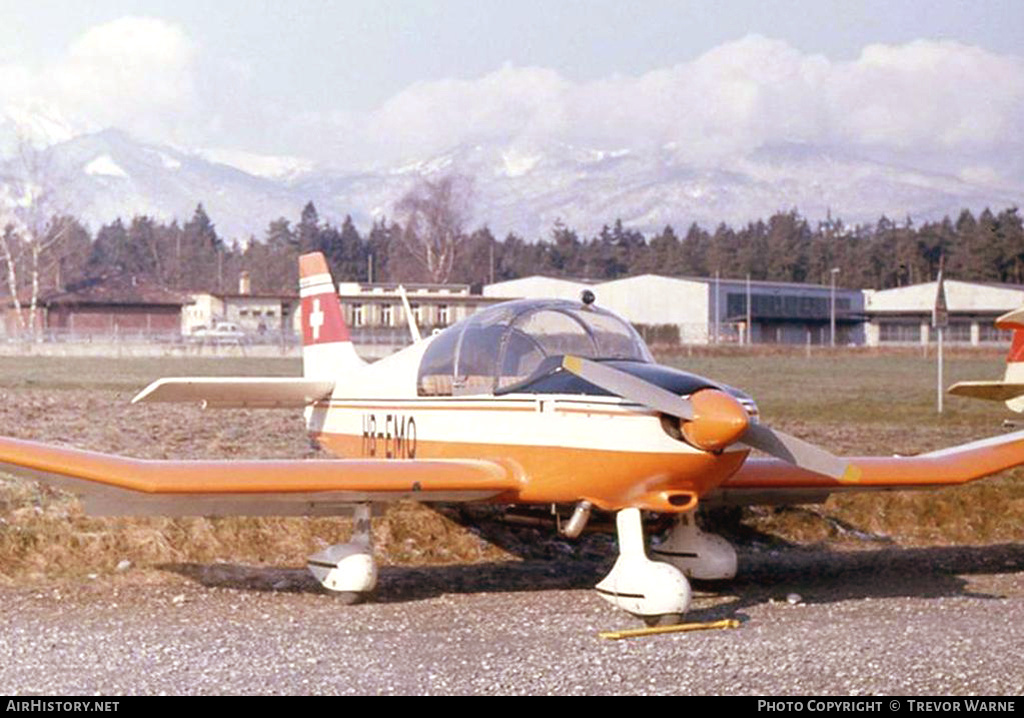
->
[2, 543, 1023, 695]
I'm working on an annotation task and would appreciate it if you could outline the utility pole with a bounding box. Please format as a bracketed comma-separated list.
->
[933, 257, 948, 414]
[746, 273, 752, 346]
[714, 271, 720, 345]
[830, 267, 840, 347]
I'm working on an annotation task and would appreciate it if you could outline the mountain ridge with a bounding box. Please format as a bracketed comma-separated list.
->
[3, 127, 1020, 243]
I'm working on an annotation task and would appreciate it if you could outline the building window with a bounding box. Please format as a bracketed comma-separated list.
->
[929, 322, 972, 343]
[353, 304, 364, 327]
[411, 303, 422, 325]
[381, 303, 393, 326]
[878, 322, 921, 343]
[980, 324, 1012, 343]
[438, 304, 450, 325]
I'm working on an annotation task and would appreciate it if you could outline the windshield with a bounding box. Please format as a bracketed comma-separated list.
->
[417, 299, 652, 396]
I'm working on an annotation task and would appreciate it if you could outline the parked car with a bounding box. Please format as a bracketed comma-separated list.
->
[190, 321, 247, 343]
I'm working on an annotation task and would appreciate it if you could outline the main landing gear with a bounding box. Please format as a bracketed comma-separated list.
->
[303, 502, 737, 624]
[596, 508, 737, 625]
[650, 511, 738, 581]
[306, 503, 377, 604]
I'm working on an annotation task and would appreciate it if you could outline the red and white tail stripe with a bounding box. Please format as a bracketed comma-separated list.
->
[994, 307, 1024, 412]
[298, 252, 364, 378]
[996, 307, 1024, 380]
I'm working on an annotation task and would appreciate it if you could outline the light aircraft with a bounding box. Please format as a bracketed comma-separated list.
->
[5, 252, 1024, 625]
[949, 306, 1024, 412]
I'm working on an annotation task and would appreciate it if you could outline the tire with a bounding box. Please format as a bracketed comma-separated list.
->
[642, 613, 683, 628]
[327, 590, 366, 605]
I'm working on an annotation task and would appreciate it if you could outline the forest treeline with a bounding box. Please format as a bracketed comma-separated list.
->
[6, 199, 1023, 298]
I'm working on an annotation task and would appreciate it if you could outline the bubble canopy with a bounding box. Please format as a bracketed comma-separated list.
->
[417, 299, 654, 397]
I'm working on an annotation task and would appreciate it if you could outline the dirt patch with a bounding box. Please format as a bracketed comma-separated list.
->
[1, 355, 1022, 585]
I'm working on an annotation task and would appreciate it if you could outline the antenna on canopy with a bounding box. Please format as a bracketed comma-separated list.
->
[397, 284, 423, 343]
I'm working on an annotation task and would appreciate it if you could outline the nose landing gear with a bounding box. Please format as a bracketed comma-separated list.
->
[596, 508, 692, 625]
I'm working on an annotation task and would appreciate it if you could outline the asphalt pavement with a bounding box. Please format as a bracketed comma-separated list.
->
[2, 543, 1023, 695]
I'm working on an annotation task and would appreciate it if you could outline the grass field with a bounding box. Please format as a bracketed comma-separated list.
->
[0, 350, 1021, 584]
[664, 348, 1024, 545]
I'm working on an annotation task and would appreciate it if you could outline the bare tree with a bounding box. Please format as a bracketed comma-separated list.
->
[0, 138, 74, 338]
[0, 220, 25, 335]
[394, 174, 473, 284]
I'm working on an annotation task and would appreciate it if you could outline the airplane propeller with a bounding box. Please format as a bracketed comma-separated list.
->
[560, 356, 860, 482]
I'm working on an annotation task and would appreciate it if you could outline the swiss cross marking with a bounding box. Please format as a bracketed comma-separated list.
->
[309, 298, 325, 340]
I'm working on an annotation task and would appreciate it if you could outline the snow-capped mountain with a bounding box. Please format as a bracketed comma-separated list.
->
[9, 129, 307, 241]
[4, 128, 1021, 243]
[0, 103, 82, 151]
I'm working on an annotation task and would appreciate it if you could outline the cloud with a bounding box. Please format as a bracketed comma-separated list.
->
[0, 20, 1021, 186]
[372, 64, 571, 155]
[829, 40, 1024, 149]
[0, 17, 199, 146]
[321, 35, 1024, 181]
[55, 17, 198, 140]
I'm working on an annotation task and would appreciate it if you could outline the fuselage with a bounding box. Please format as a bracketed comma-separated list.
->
[307, 336, 753, 513]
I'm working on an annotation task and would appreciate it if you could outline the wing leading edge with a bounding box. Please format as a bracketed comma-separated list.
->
[0, 436, 517, 516]
[707, 429, 1024, 506]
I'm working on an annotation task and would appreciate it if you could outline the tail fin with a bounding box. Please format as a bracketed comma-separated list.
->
[997, 308, 1024, 411]
[948, 306, 1024, 411]
[299, 252, 364, 378]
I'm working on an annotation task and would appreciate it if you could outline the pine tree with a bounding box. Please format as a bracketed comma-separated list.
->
[297, 201, 321, 254]
[87, 219, 130, 277]
[679, 223, 709, 276]
[548, 221, 583, 277]
[646, 225, 682, 276]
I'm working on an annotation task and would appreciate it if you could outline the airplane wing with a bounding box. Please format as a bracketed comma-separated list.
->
[0, 435, 517, 516]
[947, 380, 1024, 402]
[706, 429, 1024, 506]
[132, 377, 334, 408]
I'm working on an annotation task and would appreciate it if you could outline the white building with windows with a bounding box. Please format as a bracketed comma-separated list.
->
[184, 293, 300, 337]
[335, 281, 503, 331]
[864, 281, 1024, 346]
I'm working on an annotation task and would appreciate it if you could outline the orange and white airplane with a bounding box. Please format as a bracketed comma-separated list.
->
[949, 306, 1024, 412]
[4, 252, 1024, 625]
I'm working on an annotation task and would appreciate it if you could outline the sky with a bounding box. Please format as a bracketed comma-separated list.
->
[0, 0, 1022, 182]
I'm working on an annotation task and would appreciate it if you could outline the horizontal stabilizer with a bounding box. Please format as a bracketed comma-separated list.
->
[947, 381, 1024, 403]
[132, 377, 334, 408]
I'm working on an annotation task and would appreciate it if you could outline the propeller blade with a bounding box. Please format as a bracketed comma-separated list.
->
[740, 423, 859, 482]
[561, 356, 695, 420]
[561, 356, 860, 483]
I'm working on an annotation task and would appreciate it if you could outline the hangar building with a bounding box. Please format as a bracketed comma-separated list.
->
[864, 281, 1024, 346]
[484, 275, 864, 345]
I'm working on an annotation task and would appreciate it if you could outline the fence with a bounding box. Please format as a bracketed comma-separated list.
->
[4, 327, 301, 347]
[0, 326, 422, 358]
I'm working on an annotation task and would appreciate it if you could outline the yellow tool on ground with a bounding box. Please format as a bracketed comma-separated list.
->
[599, 618, 740, 640]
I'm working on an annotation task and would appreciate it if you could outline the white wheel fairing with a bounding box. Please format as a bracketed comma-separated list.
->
[596, 559, 692, 618]
[596, 508, 692, 618]
[307, 503, 377, 594]
[651, 513, 738, 580]
[306, 544, 378, 593]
